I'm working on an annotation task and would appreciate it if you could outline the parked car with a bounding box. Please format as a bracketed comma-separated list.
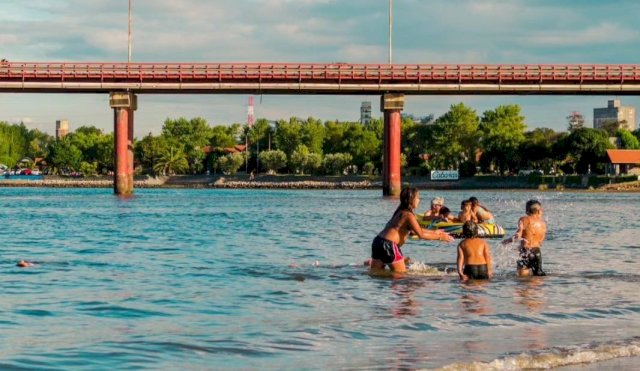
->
[518, 169, 544, 176]
[19, 169, 32, 175]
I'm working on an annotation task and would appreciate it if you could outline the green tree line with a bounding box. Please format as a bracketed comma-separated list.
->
[1, 103, 639, 177]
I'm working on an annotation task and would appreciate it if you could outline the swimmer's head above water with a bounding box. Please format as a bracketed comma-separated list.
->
[17, 260, 35, 268]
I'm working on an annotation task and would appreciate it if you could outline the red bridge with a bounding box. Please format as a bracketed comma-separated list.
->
[3, 61, 640, 196]
[2, 62, 640, 94]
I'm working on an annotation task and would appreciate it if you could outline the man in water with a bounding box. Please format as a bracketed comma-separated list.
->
[504, 200, 547, 276]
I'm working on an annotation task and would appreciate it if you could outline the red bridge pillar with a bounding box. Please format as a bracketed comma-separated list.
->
[109, 92, 137, 195]
[381, 93, 405, 197]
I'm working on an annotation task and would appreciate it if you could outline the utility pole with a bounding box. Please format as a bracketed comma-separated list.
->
[389, 0, 393, 64]
[128, 0, 132, 63]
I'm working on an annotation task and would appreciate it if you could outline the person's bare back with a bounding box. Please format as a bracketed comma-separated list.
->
[456, 222, 493, 280]
[519, 214, 546, 249]
[505, 200, 547, 276]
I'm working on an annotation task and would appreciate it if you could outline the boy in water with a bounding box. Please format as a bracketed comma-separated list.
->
[371, 187, 454, 273]
[457, 221, 493, 281]
[469, 196, 495, 224]
[436, 206, 454, 223]
[458, 200, 477, 223]
[504, 199, 547, 276]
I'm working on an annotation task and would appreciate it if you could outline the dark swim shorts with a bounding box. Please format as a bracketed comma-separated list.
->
[371, 236, 403, 265]
[517, 247, 546, 276]
[463, 264, 489, 279]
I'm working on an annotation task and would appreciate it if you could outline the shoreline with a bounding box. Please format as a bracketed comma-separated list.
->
[1, 175, 639, 191]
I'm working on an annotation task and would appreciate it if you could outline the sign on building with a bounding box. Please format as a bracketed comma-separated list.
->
[430, 170, 459, 181]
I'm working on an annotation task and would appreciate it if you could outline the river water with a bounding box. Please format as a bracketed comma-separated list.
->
[0, 188, 638, 370]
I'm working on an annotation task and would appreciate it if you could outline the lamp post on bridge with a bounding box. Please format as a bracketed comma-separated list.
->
[128, 0, 132, 63]
[389, 0, 393, 64]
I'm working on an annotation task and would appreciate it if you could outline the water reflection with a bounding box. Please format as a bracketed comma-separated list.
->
[515, 276, 545, 312]
[514, 277, 547, 350]
[390, 278, 425, 317]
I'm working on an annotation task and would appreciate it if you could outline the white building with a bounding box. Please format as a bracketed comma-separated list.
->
[55, 119, 69, 139]
[593, 100, 637, 131]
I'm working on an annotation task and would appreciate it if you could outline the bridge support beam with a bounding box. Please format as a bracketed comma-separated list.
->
[381, 93, 404, 197]
[109, 92, 137, 196]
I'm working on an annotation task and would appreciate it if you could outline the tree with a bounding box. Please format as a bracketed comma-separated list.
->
[305, 152, 323, 174]
[555, 128, 614, 174]
[67, 126, 111, 172]
[340, 123, 381, 168]
[301, 117, 325, 154]
[48, 138, 83, 173]
[0, 121, 30, 167]
[323, 120, 346, 154]
[274, 117, 303, 158]
[600, 120, 622, 136]
[480, 104, 527, 173]
[153, 146, 189, 175]
[429, 103, 480, 169]
[209, 125, 237, 149]
[258, 150, 287, 174]
[517, 128, 560, 173]
[289, 144, 310, 174]
[617, 129, 640, 149]
[135, 133, 170, 174]
[216, 153, 245, 175]
[566, 111, 585, 131]
[162, 117, 212, 173]
[323, 153, 353, 175]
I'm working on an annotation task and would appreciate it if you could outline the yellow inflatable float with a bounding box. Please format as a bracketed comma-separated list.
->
[418, 219, 506, 239]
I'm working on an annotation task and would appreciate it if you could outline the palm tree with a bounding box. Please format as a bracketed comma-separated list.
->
[153, 147, 188, 175]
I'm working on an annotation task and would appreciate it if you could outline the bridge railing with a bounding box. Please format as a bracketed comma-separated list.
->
[2, 62, 640, 83]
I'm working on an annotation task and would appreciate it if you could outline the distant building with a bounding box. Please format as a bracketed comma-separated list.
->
[360, 101, 372, 125]
[593, 100, 637, 131]
[401, 113, 435, 125]
[56, 119, 69, 139]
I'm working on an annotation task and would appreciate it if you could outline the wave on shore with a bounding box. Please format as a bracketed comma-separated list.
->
[433, 337, 640, 370]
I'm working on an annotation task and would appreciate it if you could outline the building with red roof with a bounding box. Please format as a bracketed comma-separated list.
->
[606, 149, 640, 175]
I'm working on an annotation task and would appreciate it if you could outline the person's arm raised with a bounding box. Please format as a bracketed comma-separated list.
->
[502, 216, 524, 245]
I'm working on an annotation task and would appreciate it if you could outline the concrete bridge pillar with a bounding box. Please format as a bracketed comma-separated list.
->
[381, 93, 404, 197]
[109, 92, 137, 195]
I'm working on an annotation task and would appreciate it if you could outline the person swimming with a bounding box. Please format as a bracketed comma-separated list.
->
[16, 260, 36, 267]
[457, 221, 493, 281]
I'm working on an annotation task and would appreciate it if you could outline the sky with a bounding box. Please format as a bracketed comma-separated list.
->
[2, 0, 640, 137]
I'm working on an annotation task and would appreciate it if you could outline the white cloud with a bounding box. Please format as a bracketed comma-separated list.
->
[527, 22, 639, 46]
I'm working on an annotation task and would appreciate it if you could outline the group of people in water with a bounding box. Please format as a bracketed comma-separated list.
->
[422, 196, 495, 225]
[370, 187, 547, 280]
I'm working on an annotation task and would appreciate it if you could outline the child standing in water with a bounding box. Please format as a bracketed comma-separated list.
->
[371, 187, 454, 273]
[504, 199, 547, 276]
[457, 221, 493, 281]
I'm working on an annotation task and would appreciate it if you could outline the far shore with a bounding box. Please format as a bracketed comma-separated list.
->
[0, 174, 639, 192]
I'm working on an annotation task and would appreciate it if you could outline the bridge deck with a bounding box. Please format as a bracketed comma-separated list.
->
[2, 62, 640, 94]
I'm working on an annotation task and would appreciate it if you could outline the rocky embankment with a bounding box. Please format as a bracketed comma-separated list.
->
[209, 177, 374, 189]
[2, 175, 639, 191]
[597, 180, 640, 191]
[0, 175, 375, 189]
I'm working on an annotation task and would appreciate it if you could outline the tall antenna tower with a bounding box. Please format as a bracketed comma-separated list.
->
[247, 96, 255, 128]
